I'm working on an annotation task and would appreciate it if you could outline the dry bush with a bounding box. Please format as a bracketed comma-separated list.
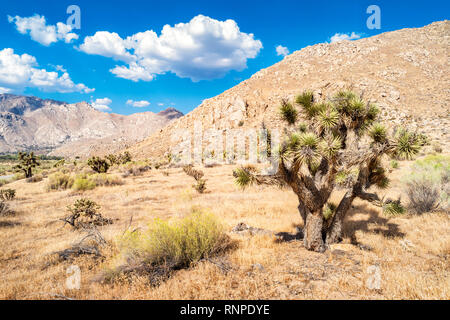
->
[26, 174, 43, 183]
[0, 201, 14, 216]
[106, 209, 233, 284]
[404, 155, 449, 213]
[406, 180, 440, 213]
[46, 172, 74, 191]
[90, 173, 124, 187]
[0, 189, 16, 201]
[122, 165, 151, 177]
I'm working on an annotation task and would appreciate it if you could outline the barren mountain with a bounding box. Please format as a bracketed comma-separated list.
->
[0, 94, 183, 157]
[127, 20, 449, 160]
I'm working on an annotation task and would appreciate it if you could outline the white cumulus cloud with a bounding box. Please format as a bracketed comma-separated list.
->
[126, 99, 150, 107]
[79, 14, 262, 82]
[276, 45, 289, 57]
[0, 48, 93, 93]
[91, 97, 112, 111]
[330, 32, 361, 43]
[8, 14, 79, 46]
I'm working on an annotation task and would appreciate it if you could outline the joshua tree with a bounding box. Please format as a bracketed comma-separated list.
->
[234, 90, 422, 252]
[183, 165, 207, 193]
[15, 152, 40, 178]
[87, 156, 110, 173]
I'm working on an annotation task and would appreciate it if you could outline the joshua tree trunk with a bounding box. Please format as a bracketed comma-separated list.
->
[303, 211, 325, 252]
[325, 191, 355, 244]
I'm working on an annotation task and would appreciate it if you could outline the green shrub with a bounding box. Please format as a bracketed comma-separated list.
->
[0, 189, 16, 201]
[46, 172, 74, 191]
[72, 176, 96, 191]
[390, 160, 399, 169]
[113, 209, 231, 281]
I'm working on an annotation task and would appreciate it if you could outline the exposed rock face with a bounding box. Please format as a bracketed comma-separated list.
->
[0, 94, 183, 157]
[127, 21, 449, 159]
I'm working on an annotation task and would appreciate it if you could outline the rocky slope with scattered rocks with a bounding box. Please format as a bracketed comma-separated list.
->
[127, 20, 449, 160]
[0, 94, 183, 157]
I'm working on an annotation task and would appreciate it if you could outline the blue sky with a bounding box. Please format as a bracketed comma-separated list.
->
[0, 0, 448, 115]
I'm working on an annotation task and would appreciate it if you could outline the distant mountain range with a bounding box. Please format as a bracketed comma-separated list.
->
[0, 94, 183, 157]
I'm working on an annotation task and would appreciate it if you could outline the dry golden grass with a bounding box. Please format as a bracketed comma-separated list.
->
[0, 158, 448, 300]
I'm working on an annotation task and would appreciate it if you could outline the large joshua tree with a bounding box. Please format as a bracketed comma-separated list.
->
[234, 90, 423, 252]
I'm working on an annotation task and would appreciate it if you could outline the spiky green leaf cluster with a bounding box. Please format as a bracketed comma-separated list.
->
[233, 167, 254, 189]
[279, 99, 298, 124]
[383, 200, 405, 216]
[323, 202, 337, 220]
[368, 123, 387, 143]
[392, 128, 421, 160]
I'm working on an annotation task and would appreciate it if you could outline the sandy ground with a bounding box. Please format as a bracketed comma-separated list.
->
[0, 158, 448, 299]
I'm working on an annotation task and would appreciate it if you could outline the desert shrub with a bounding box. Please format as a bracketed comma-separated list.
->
[183, 165, 207, 193]
[403, 155, 449, 213]
[26, 174, 43, 183]
[405, 181, 440, 213]
[90, 173, 124, 186]
[0, 189, 16, 201]
[87, 157, 110, 173]
[53, 159, 65, 168]
[111, 209, 231, 282]
[121, 163, 151, 177]
[72, 176, 96, 191]
[0, 201, 13, 216]
[390, 160, 399, 169]
[432, 142, 443, 153]
[46, 172, 74, 191]
[63, 198, 112, 228]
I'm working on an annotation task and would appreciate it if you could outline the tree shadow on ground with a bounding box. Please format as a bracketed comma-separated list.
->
[343, 203, 406, 241]
[0, 220, 21, 228]
[275, 225, 303, 242]
[275, 202, 405, 244]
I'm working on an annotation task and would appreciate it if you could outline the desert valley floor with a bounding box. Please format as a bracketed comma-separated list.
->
[0, 157, 448, 300]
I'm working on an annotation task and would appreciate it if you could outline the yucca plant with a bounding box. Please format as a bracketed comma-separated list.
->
[234, 90, 423, 252]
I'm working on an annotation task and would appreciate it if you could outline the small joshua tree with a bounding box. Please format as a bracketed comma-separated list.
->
[234, 90, 422, 252]
[87, 156, 110, 173]
[63, 198, 112, 228]
[183, 165, 207, 193]
[14, 152, 40, 178]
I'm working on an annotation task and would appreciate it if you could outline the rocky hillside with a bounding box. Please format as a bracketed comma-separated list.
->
[0, 94, 183, 157]
[127, 20, 449, 160]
